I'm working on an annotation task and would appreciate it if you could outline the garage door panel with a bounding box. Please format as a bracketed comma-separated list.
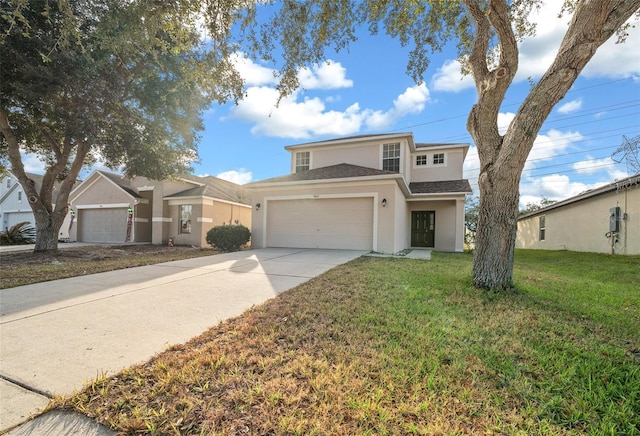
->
[79, 208, 127, 243]
[267, 198, 373, 250]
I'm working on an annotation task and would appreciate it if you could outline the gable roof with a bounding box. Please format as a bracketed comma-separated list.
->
[167, 174, 251, 205]
[98, 171, 142, 198]
[1, 171, 75, 204]
[518, 173, 640, 219]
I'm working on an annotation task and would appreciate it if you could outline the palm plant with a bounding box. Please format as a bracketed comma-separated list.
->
[0, 221, 36, 245]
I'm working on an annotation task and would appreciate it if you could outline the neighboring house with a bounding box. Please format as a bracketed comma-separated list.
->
[0, 172, 72, 239]
[247, 133, 472, 253]
[516, 173, 640, 255]
[69, 171, 252, 247]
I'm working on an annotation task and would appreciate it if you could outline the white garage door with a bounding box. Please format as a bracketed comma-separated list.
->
[78, 208, 128, 243]
[3, 212, 34, 230]
[267, 198, 374, 250]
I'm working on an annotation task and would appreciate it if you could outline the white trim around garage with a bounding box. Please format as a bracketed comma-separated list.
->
[75, 203, 130, 209]
[261, 192, 379, 251]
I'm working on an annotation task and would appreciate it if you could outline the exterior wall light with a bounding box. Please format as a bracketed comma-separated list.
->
[382, 198, 387, 207]
[256, 203, 261, 211]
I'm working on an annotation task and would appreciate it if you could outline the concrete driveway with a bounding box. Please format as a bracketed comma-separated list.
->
[0, 248, 366, 434]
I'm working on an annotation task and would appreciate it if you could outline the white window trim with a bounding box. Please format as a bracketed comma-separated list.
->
[432, 152, 447, 166]
[294, 151, 312, 173]
[380, 142, 401, 173]
[414, 154, 428, 168]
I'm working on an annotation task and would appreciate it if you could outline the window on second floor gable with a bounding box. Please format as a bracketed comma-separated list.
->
[17, 191, 22, 202]
[416, 155, 428, 166]
[433, 153, 445, 165]
[383, 143, 400, 173]
[295, 151, 310, 173]
[6, 178, 10, 188]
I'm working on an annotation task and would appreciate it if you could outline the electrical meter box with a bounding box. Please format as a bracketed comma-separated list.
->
[609, 207, 621, 232]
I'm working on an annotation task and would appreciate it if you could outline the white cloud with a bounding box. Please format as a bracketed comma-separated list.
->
[298, 61, 353, 89]
[365, 83, 430, 130]
[519, 174, 594, 205]
[430, 60, 474, 93]
[21, 152, 45, 174]
[431, 1, 640, 93]
[497, 112, 515, 135]
[230, 53, 277, 87]
[525, 129, 584, 171]
[227, 82, 431, 139]
[216, 169, 253, 184]
[557, 98, 582, 114]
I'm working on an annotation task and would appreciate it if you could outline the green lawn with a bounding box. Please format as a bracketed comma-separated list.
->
[57, 250, 640, 435]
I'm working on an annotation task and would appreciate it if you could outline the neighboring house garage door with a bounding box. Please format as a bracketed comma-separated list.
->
[4, 211, 34, 229]
[78, 208, 128, 243]
[267, 198, 374, 250]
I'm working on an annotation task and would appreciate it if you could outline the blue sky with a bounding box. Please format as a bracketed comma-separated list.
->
[21, 1, 640, 207]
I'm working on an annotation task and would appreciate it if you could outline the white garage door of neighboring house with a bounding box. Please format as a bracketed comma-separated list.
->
[267, 198, 374, 250]
[78, 208, 128, 243]
[3, 211, 34, 230]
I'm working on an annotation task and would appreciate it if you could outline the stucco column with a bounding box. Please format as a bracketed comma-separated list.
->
[455, 198, 465, 252]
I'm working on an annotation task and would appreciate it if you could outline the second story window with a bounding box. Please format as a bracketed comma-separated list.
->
[416, 155, 427, 166]
[295, 151, 310, 173]
[6, 178, 10, 188]
[433, 153, 445, 165]
[17, 191, 22, 202]
[383, 143, 400, 173]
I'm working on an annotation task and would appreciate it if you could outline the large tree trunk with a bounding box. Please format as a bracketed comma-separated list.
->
[0, 110, 88, 253]
[464, 0, 639, 291]
[472, 168, 521, 290]
[33, 206, 67, 251]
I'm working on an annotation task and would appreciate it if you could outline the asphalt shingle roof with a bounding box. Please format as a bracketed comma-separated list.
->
[172, 174, 251, 205]
[249, 163, 472, 195]
[409, 179, 473, 194]
[248, 163, 398, 184]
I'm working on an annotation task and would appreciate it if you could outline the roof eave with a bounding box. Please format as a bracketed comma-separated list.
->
[248, 173, 404, 189]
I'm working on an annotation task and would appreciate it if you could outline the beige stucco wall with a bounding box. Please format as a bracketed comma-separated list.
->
[516, 184, 639, 255]
[407, 198, 465, 252]
[250, 180, 466, 253]
[408, 149, 465, 182]
[250, 180, 397, 252]
[293, 138, 413, 174]
[167, 199, 252, 248]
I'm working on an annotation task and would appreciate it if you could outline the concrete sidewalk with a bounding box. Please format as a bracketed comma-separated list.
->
[0, 248, 366, 434]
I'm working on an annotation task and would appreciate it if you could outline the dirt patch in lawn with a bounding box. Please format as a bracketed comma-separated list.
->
[0, 244, 219, 289]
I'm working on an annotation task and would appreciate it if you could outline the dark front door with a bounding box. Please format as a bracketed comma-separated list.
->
[411, 211, 435, 248]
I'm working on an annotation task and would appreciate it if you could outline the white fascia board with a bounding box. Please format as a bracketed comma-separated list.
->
[284, 133, 415, 151]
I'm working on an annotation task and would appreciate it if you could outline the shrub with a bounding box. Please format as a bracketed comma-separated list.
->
[0, 221, 36, 245]
[206, 224, 251, 252]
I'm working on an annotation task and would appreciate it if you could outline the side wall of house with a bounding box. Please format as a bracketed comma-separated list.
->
[516, 185, 640, 255]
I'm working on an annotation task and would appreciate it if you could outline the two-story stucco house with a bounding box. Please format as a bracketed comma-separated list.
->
[247, 133, 472, 253]
[69, 171, 252, 247]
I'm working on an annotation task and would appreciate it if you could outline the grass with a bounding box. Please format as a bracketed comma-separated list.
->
[0, 245, 219, 289]
[52, 249, 640, 435]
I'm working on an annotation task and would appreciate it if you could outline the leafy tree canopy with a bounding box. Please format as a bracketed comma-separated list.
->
[0, 0, 245, 250]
